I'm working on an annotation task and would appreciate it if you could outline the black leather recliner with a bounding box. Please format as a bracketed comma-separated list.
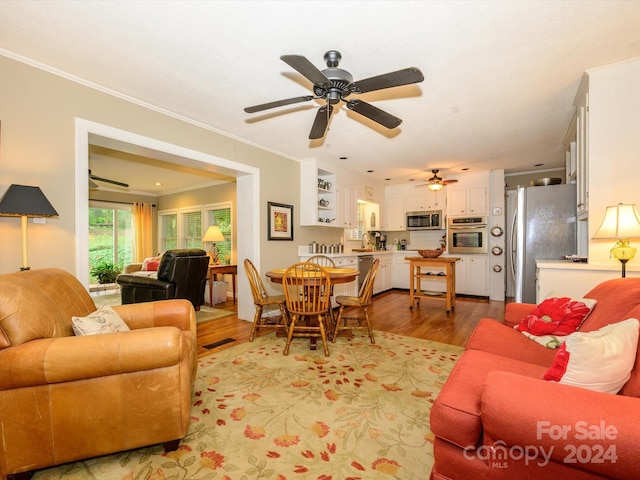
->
[117, 249, 210, 310]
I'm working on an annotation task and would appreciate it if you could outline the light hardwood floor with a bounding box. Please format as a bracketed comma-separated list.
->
[197, 290, 507, 358]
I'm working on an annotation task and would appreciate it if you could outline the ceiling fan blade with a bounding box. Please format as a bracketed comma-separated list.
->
[281, 55, 331, 87]
[89, 170, 129, 188]
[244, 95, 314, 113]
[309, 105, 333, 139]
[347, 100, 402, 129]
[444, 179, 459, 185]
[350, 67, 424, 94]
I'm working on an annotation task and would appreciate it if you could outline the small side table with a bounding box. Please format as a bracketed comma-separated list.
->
[207, 264, 237, 306]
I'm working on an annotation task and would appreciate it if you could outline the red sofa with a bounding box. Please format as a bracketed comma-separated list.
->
[430, 277, 640, 480]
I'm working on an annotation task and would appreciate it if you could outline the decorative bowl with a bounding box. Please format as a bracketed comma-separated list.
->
[418, 249, 443, 258]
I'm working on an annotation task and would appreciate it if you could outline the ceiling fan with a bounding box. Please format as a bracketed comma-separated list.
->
[88, 169, 129, 189]
[244, 50, 424, 139]
[417, 169, 458, 192]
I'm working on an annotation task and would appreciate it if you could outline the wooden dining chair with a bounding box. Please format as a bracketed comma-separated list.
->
[307, 255, 336, 267]
[307, 254, 337, 318]
[282, 262, 332, 356]
[244, 259, 289, 341]
[332, 257, 379, 344]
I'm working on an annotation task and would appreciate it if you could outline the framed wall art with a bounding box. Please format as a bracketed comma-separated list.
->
[267, 201, 294, 241]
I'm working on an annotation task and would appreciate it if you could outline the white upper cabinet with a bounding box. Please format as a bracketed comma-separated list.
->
[564, 74, 589, 221]
[385, 197, 407, 231]
[446, 171, 489, 217]
[337, 184, 358, 229]
[406, 190, 444, 212]
[447, 184, 487, 216]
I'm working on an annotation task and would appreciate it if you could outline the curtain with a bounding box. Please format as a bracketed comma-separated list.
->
[132, 202, 154, 262]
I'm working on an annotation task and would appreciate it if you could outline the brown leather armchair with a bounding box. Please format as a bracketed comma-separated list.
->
[0, 268, 197, 480]
[117, 249, 210, 309]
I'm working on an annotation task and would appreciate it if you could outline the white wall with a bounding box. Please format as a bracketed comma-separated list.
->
[587, 56, 640, 267]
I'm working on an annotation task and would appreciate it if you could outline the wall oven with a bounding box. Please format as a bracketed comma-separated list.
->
[406, 210, 443, 230]
[447, 216, 488, 254]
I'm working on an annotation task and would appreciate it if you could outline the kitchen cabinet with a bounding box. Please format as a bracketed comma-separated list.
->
[447, 185, 487, 216]
[454, 254, 488, 296]
[564, 75, 589, 220]
[337, 184, 358, 229]
[406, 190, 444, 212]
[385, 197, 407, 231]
[373, 254, 393, 294]
[332, 256, 359, 305]
[392, 251, 420, 289]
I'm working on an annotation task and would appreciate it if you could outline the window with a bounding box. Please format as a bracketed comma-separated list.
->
[205, 202, 232, 263]
[159, 211, 178, 251]
[88, 201, 133, 282]
[158, 202, 233, 262]
[182, 209, 202, 248]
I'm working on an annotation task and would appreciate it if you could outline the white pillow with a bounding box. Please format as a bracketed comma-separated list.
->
[543, 318, 639, 394]
[72, 306, 131, 336]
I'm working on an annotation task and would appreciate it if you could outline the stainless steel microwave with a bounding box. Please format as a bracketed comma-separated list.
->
[406, 210, 444, 230]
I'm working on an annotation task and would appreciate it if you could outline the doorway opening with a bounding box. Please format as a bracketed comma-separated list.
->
[75, 118, 260, 321]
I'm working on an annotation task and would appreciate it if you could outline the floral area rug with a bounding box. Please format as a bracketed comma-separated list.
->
[34, 332, 463, 480]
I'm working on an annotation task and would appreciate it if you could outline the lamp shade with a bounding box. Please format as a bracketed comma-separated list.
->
[593, 203, 640, 240]
[0, 184, 59, 217]
[203, 225, 225, 243]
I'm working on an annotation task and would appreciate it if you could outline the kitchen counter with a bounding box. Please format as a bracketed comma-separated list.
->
[299, 249, 394, 259]
[536, 259, 640, 303]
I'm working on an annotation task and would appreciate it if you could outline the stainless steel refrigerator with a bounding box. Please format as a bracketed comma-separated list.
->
[506, 184, 577, 303]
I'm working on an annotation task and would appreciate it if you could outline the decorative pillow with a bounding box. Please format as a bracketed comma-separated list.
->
[543, 318, 640, 394]
[72, 306, 131, 336]
[515, 292, 597, 347]
[141, 256, 161, 271]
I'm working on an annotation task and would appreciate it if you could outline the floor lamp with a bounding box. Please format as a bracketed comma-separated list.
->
[203, 225, 225, 265]
[593, 203, 640, 278]
[0, 184, 59, 271]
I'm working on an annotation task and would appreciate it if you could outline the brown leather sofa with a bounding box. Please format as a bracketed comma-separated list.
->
[116, 248, 210, 310]
[0, 268, 197, 480]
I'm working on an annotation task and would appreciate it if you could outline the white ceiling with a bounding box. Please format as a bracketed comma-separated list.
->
[2, 1, 640, 191]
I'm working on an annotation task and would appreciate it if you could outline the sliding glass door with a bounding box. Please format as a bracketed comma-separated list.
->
[89, 201, 133, 283]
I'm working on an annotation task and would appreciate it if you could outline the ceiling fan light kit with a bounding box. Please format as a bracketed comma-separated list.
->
[418, 169, 458, 191]
[244, 50, 424, 139]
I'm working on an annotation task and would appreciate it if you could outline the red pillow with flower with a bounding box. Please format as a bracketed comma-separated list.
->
[516, 295, 596, 336]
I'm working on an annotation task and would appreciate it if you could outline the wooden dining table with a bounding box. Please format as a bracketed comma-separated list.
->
[265, 267, 360, 285]
[266, 266, 360, 350]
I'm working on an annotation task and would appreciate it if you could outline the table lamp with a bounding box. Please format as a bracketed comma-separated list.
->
[203, 225, 225, 264]
[0, 184, 59, 271]
[593, 203, 640, 278]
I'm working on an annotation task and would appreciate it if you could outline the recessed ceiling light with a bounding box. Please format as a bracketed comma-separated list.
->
[409, 178, 415, 182]
[462, 168, 469, 171]
[385, 178, 391, 181]
[367, 170, 374, 173]
[155, 182, 162, 186]
[339, 156, 348, 160]
[534, 163, 544, 167]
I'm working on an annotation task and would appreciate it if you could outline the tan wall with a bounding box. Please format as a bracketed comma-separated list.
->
[0, 55, 305, 286]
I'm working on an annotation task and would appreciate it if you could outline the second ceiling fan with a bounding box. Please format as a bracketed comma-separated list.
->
[244, 50, 424, 139]
[417, 169, 458, 192]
